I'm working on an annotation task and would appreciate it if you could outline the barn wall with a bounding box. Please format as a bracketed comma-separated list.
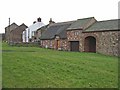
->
[40, 39, 68, 50]
[67, 30, 119, 56]
[83, 31, 119, 56]
[67, 30, 84, 51]
[59, 39, 68, 50]
[41, 40, 55, 49]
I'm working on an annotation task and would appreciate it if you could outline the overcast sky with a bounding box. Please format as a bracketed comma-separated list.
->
[0, 0, 119, 33]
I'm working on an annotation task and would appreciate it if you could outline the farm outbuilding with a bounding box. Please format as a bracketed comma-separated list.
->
[40, 20, 74, 50]
[40, 17, 119, 56]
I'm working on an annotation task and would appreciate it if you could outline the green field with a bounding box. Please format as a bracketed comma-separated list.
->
[2, 43, 118, 88]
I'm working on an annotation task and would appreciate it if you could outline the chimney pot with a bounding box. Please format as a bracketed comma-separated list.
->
[37, 17, 41, 22]
[49, 18, 55, 24]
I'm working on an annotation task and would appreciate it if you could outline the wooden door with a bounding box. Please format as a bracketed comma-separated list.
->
[70, 41, 79, 52]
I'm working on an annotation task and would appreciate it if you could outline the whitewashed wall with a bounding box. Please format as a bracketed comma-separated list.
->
[22, 21, 44, 42]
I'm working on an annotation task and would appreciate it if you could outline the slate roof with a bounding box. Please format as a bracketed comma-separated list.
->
[5, 23, 18, 29]
[11, 23, 28, 33]
[40, 18, 119, 40]
[67, 17, 96, 30]
[84, 19, 120, 32]
[37, 24, 49, 32]
[5, 23, 18, 31]
[40, 21, 74, 40]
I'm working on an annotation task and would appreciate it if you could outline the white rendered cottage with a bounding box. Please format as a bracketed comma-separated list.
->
[22, 17, 44, 42]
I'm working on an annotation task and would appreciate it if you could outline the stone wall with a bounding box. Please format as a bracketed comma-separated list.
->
[41, 40, 55, 49]
[5, 24, 18, 42]
[67, 30, 84, 51]
[83, 31, 119, 56]
[67, 30, 119, 56]
[59, 39, 68, 50]
[40, 29, 119, 56]
[40, 39, 68, 51]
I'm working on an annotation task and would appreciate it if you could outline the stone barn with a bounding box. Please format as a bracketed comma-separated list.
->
[67, 19, 119, 56]
[83, 19, 119, 56]
[39, 17, 119, 56]
[40, 21, 74, 50]
[67, 17, 96, 52]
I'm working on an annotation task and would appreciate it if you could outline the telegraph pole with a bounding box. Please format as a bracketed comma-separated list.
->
[8, 17, 10, 44]
[9, 18, 10, 26]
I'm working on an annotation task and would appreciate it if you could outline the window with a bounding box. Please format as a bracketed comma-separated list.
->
[75, 32, 79, 35]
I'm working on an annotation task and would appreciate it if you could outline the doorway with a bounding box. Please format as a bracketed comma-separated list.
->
[70, 41, 79, 52]
[84, 36, 96, 52]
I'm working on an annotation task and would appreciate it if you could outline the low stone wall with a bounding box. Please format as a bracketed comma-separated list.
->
[9, 42, 39, 47]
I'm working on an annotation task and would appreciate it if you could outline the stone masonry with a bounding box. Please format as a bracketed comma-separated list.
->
[67, 30, 119, 56]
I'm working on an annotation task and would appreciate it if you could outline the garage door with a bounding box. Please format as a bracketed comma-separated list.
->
[70, 41, 79, 51]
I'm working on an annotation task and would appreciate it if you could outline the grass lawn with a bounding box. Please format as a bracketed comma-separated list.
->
[2, 43, 118, 88]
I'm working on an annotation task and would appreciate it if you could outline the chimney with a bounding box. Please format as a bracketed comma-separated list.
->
[37, 17, 41, 22]
[49, 18, 55, 24]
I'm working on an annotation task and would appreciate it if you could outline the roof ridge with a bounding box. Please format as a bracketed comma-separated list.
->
[51, 20, 75, 25]
[97, 19, 119, 22]
[84, 19, 119, 32]
[5, 22, 18, 28]
[77, 17, 95, 20]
